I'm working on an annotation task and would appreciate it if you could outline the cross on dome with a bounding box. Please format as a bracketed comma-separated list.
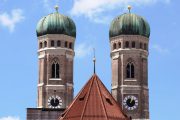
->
[128, 5, 132, 13]
[54, 5, 59, 12]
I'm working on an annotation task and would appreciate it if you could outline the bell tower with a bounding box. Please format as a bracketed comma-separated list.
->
[109, 6, 150, 119]
[27, 6, 76, 120]
[36, 6, 76, 109]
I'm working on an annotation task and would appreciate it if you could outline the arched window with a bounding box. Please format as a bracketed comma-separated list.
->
[51, 60, 60, 78]
[51, 40, 54, 47]
[57, 41, 61, 47]
[69, 42, 72, 49]
[140, 43, 142, 49]
[118, 42, 121, 48]
[44, 41, 47, 48]
[144, 43, 147, 50]
[125, 41, 129, 48]
[126, 62, 135, 78]
[39, 42, 43, 49]
[113, 43, 116, 50]
[65, 41, 68, 48]
[132, 41, 136, 48]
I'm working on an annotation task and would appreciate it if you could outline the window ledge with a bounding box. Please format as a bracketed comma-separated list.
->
[49, 78, 62, 81]
[124, 79, 137, 82]
[38, 83, 44, 86]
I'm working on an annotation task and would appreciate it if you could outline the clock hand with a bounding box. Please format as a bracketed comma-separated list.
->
[130, 98, 133, 103]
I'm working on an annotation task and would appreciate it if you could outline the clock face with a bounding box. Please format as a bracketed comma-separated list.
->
[48, 95, 62, 108]
[123, 95, 138, 110]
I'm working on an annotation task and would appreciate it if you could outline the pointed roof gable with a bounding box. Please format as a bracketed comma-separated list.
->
[59, 74, 129, 120]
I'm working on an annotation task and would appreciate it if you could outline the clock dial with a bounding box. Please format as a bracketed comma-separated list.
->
[123, 95, 138, 110]
[48, 95, 62, 109]
[50, 98, 59, 107]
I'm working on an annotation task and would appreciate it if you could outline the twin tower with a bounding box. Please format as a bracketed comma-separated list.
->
[27, 6, 150, 120]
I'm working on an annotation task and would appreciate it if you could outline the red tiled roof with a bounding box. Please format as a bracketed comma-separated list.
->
[59, 74, 129, 120]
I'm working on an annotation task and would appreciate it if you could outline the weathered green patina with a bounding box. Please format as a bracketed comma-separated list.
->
[109, 13, 150, 38]
[36, 12, 76, 37]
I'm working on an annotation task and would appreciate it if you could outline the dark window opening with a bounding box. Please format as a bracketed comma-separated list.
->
[65, 41, 68, 48]
[113, 43, 116, 50]
[125, 41, 129, 48]
[69, 43, 72, 49]
[44, 41, 47, 47]
[79, 94, 86, 101]
[132, 41, 136, 48]
[126, 62, 135, 78]
[40, 42, 43, 49]
[106, 98, 113, 105]
[51, 61, 60, 78]
[118, 42, 121, 48]
[144, 43, 147, 50]
[57, 41, 61, 47]
[131, 64, 134, 78]
[51, 40, 54, 47]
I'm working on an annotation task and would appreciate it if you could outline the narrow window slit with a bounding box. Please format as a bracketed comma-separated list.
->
[79, 94, 86, 101]
[105, 97, 113, 105]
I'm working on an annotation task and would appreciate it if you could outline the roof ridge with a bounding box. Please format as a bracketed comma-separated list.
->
[80, 75, 95, 120]
[59, 75, 94, 120]
[97, 76, 129, 119]
[95, 75, 108, 120]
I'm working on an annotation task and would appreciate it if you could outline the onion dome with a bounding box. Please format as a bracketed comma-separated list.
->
[109, 6, 150, 38]
[36, 6, 76, 37]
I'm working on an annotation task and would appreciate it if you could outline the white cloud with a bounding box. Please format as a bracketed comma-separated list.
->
[70, 0, 170, 23]
[152, 44, 170, 54]
[0, 9, 25, 32]
[75, 42, 93, 58]
[0, 116, 20, 120]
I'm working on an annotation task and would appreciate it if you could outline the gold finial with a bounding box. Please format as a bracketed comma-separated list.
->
[128, 5, 132, 13]
[54, 5, 59, 12]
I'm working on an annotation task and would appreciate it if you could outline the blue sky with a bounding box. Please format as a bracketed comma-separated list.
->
[0, 0, 180, 120]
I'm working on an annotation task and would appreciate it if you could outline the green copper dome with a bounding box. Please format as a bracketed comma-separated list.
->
[109, 13, 150, 38]
[36, 11, 76, 37]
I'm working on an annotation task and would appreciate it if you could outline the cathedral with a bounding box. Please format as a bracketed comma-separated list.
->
[27, 5, 150, 120]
